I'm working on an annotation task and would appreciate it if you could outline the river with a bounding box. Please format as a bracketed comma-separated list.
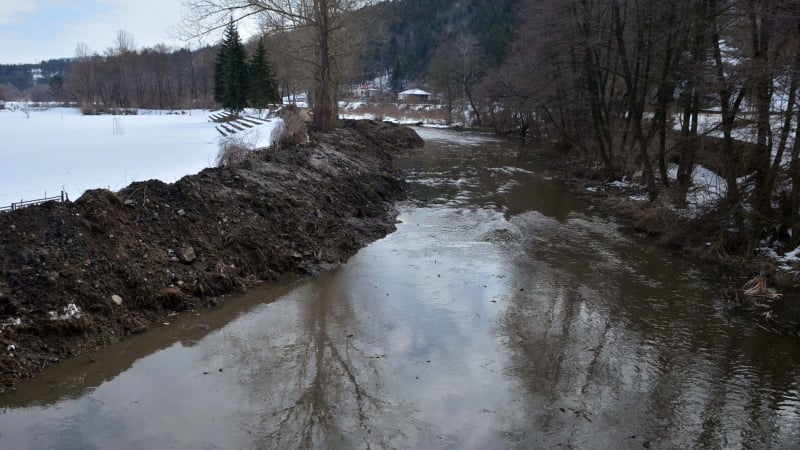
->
[1, 128, 799, 449]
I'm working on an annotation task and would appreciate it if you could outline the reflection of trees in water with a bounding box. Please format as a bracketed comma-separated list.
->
[500, 257, 800, 448]
[266, 289, 387, 449]
[221, 279, 393, 449]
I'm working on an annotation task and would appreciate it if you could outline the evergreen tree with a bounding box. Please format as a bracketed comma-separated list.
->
[390, 58, 404, 92]
[248, 39, 281, 109]
[213, 22, 249, 114]
[47, 74, 64, 101]
[212, 45, 227, 105]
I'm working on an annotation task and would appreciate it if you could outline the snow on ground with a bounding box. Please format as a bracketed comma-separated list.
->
[0, 107, 279, 207]
[668, 163, 728, 208]
[219, 113, 283, 151]
[759, 245, 800, 272]
[672, 111, 793, 166]
[339, 101, 447, 126]
[591, 163, 727, 211]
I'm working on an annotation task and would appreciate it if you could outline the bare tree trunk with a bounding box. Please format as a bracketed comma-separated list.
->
[750, 0, 775, 222]
[710, 0, 743, 206]
[464, 79, 482, 127]
[768, 48, 799, 196]
[313, 0, 337, 132]
[612, 1, 657, 199]
[675, 0, 709, 205]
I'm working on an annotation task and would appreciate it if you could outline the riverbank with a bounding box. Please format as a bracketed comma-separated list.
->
[533, 143, 800, 339]
[0, 120, 423, 390]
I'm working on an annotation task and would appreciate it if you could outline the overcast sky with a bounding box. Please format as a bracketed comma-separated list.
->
[0, 0, 206, 64]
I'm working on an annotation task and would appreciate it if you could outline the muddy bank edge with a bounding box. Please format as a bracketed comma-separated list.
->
[0, 120, 424, 391]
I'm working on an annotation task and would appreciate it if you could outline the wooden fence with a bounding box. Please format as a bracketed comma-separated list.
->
[0, 191, 67, 212]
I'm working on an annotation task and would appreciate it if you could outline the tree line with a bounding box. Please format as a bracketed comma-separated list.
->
[0, 29, 300, 112]
[66, 31, 218, 110]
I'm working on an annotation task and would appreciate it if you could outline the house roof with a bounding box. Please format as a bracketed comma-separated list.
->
[399, 89, 432, 96]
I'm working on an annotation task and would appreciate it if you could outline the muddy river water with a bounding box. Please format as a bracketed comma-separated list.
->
[1, 128, 799, 449]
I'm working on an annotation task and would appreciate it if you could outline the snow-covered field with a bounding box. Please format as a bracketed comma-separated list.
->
[0, 107, 279, 207]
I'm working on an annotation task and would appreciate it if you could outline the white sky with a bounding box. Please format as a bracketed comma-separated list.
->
[0, 0, 219, 64]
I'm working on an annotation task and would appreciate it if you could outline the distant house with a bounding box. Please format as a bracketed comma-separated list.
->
[354, 84, 382, 99]
[397, 88, 433, 103]
[31, 68, 44, 83]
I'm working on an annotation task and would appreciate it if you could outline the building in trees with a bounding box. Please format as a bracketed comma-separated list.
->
[397, 88, 432, 102]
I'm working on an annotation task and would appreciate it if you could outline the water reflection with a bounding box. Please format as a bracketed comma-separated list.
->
[227, 277, 393, 448]
[1, 127, 798, 449]
[500, 210, 800, 448]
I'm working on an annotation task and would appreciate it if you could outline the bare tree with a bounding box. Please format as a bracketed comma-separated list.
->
[455, 33, 485, 127]
[180, 0, 375, 132]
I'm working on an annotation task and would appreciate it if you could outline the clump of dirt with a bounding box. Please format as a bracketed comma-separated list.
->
[0, 120, 423, 390]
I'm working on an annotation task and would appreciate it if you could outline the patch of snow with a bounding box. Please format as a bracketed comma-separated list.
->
[222, 118, 283, 150]
[1, 317, 22, 329]
[497, 180, 520, 194]
[664, 163, 727, 215]
[49, 303, 81, 320]
[608, 179, 630, 188]
[759, 245, 800, 272]
[689, 165, 727, 206]
[489, 167, 535, 176]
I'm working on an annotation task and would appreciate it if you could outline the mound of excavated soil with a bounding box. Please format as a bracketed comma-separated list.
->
[0, 120, 423, 390]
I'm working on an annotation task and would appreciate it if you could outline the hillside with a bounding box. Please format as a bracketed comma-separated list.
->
[359, 0, 517, 84]
[0, 1, 519, 103]
[0, 59, 71, 91]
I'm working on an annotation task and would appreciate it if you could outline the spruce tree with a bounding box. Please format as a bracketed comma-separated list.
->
[248, 39, 281, 110]
[213, 22, 249, 114]
[212, 43, 227, 105]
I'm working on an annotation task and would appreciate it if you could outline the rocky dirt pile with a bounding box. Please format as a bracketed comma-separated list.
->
[0, 120, 423, 390]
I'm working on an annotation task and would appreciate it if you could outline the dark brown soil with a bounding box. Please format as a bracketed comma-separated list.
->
[0, 120, 423, 391]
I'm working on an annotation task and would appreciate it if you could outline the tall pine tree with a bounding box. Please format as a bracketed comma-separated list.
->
[213, 22, 249, 114]
[248, 39, 281, 110]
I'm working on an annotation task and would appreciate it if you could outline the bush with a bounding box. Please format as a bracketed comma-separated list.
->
[216, 135, 252, 167]
[79, 104, 139, 116]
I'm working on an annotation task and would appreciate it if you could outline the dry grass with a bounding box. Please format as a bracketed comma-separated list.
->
[743, 271, 782, 300]
[277, 105, 309, 146]
[216, 137, 251, 167]
[80, 104, 138, 116]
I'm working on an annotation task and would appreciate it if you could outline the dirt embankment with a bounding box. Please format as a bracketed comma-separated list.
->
[0, 120, 423, 390]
